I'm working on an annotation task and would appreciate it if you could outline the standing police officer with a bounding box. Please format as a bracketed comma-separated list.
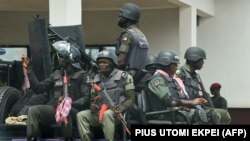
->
[76, 50, 135, 141]
[177, 47, 231, 124]
[116, 2, 149, 77]
[25, 44, 90, 141]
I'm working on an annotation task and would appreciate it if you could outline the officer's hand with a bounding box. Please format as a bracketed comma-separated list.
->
[114, 105, 126, 114]
[21, 56, 31, 71]
[192, 98, 208, 106]
[90, 103, 99, 112]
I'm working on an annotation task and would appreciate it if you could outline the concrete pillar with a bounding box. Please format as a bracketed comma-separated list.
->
[49, 0, 82, 26]
[179, 6, 197, 64]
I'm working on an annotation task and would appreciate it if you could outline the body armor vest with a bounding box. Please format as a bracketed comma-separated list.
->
[147, 74, 186, 112]
[93, 70, 126, 107]
[180, 67, 201, 100]
[52, 70, 85, 101]
[117, 26, 149, 70]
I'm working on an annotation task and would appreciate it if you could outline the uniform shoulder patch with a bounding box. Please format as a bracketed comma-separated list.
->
[121, 71, 128, 79]
[153, 79, 160, 87]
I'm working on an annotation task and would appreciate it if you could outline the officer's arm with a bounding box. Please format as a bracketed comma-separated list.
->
[28, 70, 55, 93]
[121, 73, 135, 110]
[117, 33, 132, 69]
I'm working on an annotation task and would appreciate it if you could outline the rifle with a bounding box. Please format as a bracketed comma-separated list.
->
[48, 27, 98, 73]
[63, 70, 69, 98]
[92, 83, 131, 136]
[196, 75, 214, 108]
[55, 69, 72, 125]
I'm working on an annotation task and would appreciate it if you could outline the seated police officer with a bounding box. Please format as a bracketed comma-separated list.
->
[25, 41, 90, 141]
[76, 49, 135, 141]
[146, 50, 219, 124]
[177, 47, 231, 124]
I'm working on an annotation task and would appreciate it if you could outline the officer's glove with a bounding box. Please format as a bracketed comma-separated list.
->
[114, 105, 126, 114]
[90, 103, 99, 113]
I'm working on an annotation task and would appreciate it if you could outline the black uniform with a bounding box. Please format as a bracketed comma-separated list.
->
[27, 69, 90, 140]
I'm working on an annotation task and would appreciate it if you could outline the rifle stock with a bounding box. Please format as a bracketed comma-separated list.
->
[196, 75, 214, 108]
[92, 84, 131, 136]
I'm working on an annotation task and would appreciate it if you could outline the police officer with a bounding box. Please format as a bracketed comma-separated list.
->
[134, 54, 157, 92]
[177, 47, 231, 124]
[25, 44, 90, 141]
[146, 50, 212, 124]
[210, 83, 228, 110]
[76, 49, 135, 141]
[116, 2, 149, 77]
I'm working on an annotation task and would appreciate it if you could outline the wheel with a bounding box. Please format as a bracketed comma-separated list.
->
[0, 86, 21, 124]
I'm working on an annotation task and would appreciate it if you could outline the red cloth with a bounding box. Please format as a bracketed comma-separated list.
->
[55, 97, 72, 125]
[155, 69, 189, 99]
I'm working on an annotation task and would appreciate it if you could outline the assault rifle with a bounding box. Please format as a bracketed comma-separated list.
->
[48, 27, 98, 73]
[62, 70, 69, 98]
[196, 75, 214, 108]
[55, 69, 72, 125]
[92, 84, 131, 136]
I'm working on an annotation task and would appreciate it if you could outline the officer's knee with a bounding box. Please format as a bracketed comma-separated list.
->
[28, 105, 40, 115]
[77, 110, 89, 120]
[103, 110, 114, 119]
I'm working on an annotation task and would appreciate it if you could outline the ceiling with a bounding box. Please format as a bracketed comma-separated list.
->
[0, 0, 177, 11]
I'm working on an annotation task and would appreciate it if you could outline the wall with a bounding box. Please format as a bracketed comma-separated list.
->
[0, 8, 180, 56]
[0, 11, 49, 45]
[197, 0, 250, 108]
[83, 8, 179, 55]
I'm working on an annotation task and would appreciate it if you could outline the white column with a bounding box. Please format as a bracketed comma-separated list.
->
[49, 0, 82, 26]
[179, 6, 197, 64]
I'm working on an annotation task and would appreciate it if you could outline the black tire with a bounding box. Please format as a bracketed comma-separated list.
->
[0, 86, 21, 124]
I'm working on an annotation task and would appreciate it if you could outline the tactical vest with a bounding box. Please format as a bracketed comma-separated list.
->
[146, 74, 186, 112]
[180, 67, 201, 100]
[93, 70, 126, 107]
[117, 26, 149, 70]
[52, 70, 85, 100]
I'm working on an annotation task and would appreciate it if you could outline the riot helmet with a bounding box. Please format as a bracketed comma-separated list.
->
[69, 45, 82, 69]
[184, 47, 206, 62]
[144, 54, 157, 70]
[52, 40, 82, 69]
[120, 2, 141, 22]
[156, 50, 180, 67]
[96, 49, 118, 66]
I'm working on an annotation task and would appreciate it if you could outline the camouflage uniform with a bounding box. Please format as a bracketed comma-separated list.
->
[76, 68, 135, 141]
[177, 64, 231, 124]
[117, 25, 149, 76]
[147, 72, 211, 124]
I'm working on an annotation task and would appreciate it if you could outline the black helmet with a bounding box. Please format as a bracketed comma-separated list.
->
[96, 49, 118, 66]
[69, 45, 81, 69]
[120, 2, 140, 22]
[144, 54, 157, 69]
[156, 50, 180, 66]
[184, 47, 206, 62]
